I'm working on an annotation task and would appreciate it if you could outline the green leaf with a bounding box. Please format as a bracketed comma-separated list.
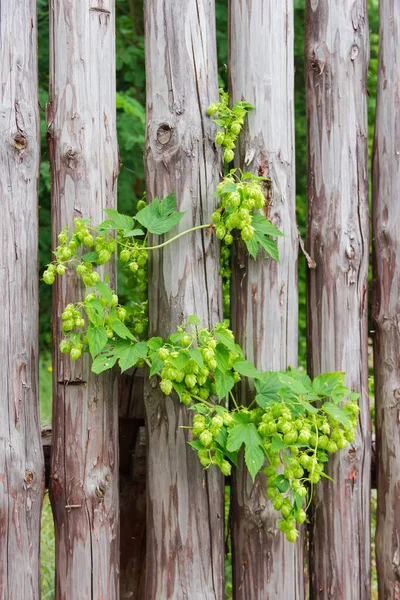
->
[278, 373, 310, 395]
[84, 299, 104, 327]
[103, 208, 134, 231]
[123, 228, 145, 238]
[110, 318, 135, 340]
[188, 440, 206, 451]
[226, 421, 264, 480]
[97, 219, 118, 232]
[172, 381, 186, 399]
[81, 252, 99, 263]
[214, 328, 237, 353]
[135, 341, 148, 359]
[91, 350, 118, 374]
[215, 369, 235, 400]
[233, 359, 260, 379]
[87, 326, 108, 358]
[293, 492, 304, 511]
[215, 343, 230, 372]
[135, 192, 185, 235]
[218, 181, 237, 195]
[245, 236, 259, 260]
[258, 236, 279, 261]
[147, 337, 163, 351]
[170, 351, 189, 372]
[254, 372, 282, 408]
[312, 372, 345, 396]
[275, 474, 290, 493]
[246, 213, 284, 262]
[189, 348, 203, 368]
[322, 402, 351, 428]
[271, 436, 289, 452]
[252, 213, 284, 237]
[296, 397, 318, 415]
[95, 281, 113, 304]
[150, 356, 164, 377]
[118, 346, 139, 372]
[187, 314, 201, 326]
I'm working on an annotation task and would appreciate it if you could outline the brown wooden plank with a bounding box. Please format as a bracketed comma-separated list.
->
[229, 1, 304, 597]
[372, 1, 400, 597]
[0, 2, 43, 597]
[47, 1, 120, 598]
[143, 0, 225, 596]
[305, 1, 371, 597]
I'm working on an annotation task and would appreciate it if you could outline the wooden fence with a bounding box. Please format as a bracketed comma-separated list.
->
[0, 0, 399, 599]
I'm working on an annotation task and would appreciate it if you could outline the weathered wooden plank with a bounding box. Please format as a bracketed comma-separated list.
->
[0, 2, 43, 598]
[305, 1, 371, 597]
[229, 1, 303, 598]
[144, 0, 224, 597]
[372, 1, 400, 597]
[47, 2, 120, 598]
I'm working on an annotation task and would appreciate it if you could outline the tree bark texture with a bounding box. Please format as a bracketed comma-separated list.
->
[144, 0, 224, 597]
[229, 1, 303, 598]
[305, 1, 371, 598]
[372, 1, 400, 598]
[0, 2, 43, 598]
[47, 2, 119, 598]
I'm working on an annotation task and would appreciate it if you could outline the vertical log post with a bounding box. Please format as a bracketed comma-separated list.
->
[372, 1, 400, 597]
[47, 2, 120, 598]
[144, 0, 224, 597]
[306, 1, 371, 597]
[0, 2, 43, 598]
[229, 1, 302, 597]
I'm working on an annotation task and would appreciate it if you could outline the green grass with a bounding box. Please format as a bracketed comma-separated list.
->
[41, 494, 55, 599]
[39, 352, 52, 425]
[39, 353, 55, 599]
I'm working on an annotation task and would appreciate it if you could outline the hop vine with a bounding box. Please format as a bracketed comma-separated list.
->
[43, 92, 360, 543]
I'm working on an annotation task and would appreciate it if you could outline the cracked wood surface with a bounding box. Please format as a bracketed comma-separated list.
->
[0, 2, 43, 598]
[372, 1, 400, 598]
[144, 0, 224, 597]
[306, 1, 371, 598]
[47, 2, 119, 598]
[229, 1, 303, 598]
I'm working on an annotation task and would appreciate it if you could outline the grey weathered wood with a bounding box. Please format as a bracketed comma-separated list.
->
[0, 2, 43, 598]
[144, 0, 224, 597]
[47, 2, 120, 598]
[229, 1, 303, 598]
[305, 1, 371, 597]
[372, 1, 400, 597]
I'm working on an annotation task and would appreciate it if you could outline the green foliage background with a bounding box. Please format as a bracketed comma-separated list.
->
[37, 1, 379, 597]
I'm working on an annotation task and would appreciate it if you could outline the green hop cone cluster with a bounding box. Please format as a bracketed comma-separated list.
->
[154, 320, 241, 407]
[207, 89, 254, 164]
[254, 395, 359, 542]
[212, 170, 266, 245]
[121, 300, 148, 340]
[119, 241, 148, 302]
[61, 303, 85, 333]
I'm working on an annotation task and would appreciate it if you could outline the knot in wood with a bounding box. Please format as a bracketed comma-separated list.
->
[24, 470, 34, 485]
[157, 123, 173, 145]
[350, 45, 359, 60]
[346, 244, 356, 260]
[393, 388, 400, 402]
[13, 134, 27, 150]
[95, 480, 108, 498]
[66, 147, 78, 160]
